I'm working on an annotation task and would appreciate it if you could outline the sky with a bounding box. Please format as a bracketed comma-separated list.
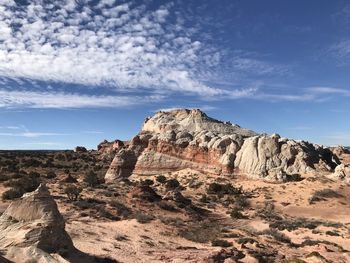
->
[0, 0, 350, 149]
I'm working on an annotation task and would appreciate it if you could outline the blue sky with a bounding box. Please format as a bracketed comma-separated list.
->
[0, 0, 350, 149]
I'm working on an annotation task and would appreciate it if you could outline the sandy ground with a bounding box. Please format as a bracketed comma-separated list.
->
[1, 153, 350, 262]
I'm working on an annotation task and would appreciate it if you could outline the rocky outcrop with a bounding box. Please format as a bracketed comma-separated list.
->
[0, 184, 73, 263]
[105, 109, 341, 182]
[98, 139, 125, 155]
[328, 164, 350, 183]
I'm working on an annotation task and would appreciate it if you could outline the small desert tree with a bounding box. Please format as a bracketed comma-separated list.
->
[83, 170, 99, 187]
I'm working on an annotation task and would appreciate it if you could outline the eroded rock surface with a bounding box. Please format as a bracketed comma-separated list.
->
[105, 109, 341, 182]
[0, 184, 73, 263]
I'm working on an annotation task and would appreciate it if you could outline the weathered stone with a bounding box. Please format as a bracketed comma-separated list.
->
[0, 184, 73, 263]
[104, 109, 341, 182]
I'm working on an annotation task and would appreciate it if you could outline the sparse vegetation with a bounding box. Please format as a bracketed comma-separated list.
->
[165, 178, 180, 190]
[2, 188, 22, 200]
[135, 212, 154, 224]
[83, 170, 101, 187]
[64, 185, 82, 201]
[259, 228, 291, 244]
[309, 189, 342, 204]
[230, 207, 245, 219]
[207, 182, 242, 196]
[180, 220, 221, 243]
[211, 239, 232, 247]
[156, 175, 167, 184]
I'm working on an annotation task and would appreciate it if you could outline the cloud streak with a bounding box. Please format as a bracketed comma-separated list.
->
[0, 89, 163, 109]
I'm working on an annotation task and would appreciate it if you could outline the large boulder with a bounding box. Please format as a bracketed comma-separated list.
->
[327, 164, 350, 183]
[0, 184, 73, 263]
[104, 109, 341, 182]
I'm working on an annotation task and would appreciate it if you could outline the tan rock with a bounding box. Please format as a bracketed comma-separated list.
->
[104, 109, 341, 182]
[0, 184, 73, 263]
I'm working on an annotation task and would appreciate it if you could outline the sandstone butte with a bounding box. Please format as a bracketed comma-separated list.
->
[103, 108, 349, 183]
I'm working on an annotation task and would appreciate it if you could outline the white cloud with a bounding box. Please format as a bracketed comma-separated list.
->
[0, 132, 66, 137]
[308, 86, 350, 96]
[0, 89, 163, 109]
[0, 0, 244, 98]
[255, 86, 350, 102]
[0, 126, 21, 130]
[155, 105, 217, 113]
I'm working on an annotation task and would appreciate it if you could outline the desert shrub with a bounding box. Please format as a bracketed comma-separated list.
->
[62, 174, 77, 183]
[46, 171, 57, 179]
[2, 188, 22, 200]
[286, 174, 303, 182]
[211, 239, 232, 247]
[260, 228, 291, 244]
[207, 183, 242, 196]
[109, 199, 131, 218]
[157, 200, 177, 211]
[308, 189, 342, 204]
[255, 201, 282, 221]
[97, 207, 119, 220]
[141, 179, 154, 186]
[84, 170, 100, 187]
[237, 237, 258, 245]
[3, 173, 40, 196]
[180, 220, 221, 243]
[235, 195, 250, 209]
[115, 234, 129, 241]
[135, 212, 154, 224]
[325, 230, 340, 236]
[230, 207, 245, 219]
[300, 239, 345, 251]
[270, 218, 319, 231]
[165, 178, 180, 190]
[64, 185, 82, 201]
[160, 217, 185, 227]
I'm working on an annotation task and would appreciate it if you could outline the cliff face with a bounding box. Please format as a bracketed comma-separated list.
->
[105, 109, 341, 182]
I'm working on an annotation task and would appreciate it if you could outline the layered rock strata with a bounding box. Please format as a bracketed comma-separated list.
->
[105, 109, 341, 182]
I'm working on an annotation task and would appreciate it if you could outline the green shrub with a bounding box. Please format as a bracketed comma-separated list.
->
[83, 170, 100, 187]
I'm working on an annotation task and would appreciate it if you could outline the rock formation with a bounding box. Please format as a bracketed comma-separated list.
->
[105, 109, 341, 182]
[328, 164, 350, 183]
[0, 184, 73, 263]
